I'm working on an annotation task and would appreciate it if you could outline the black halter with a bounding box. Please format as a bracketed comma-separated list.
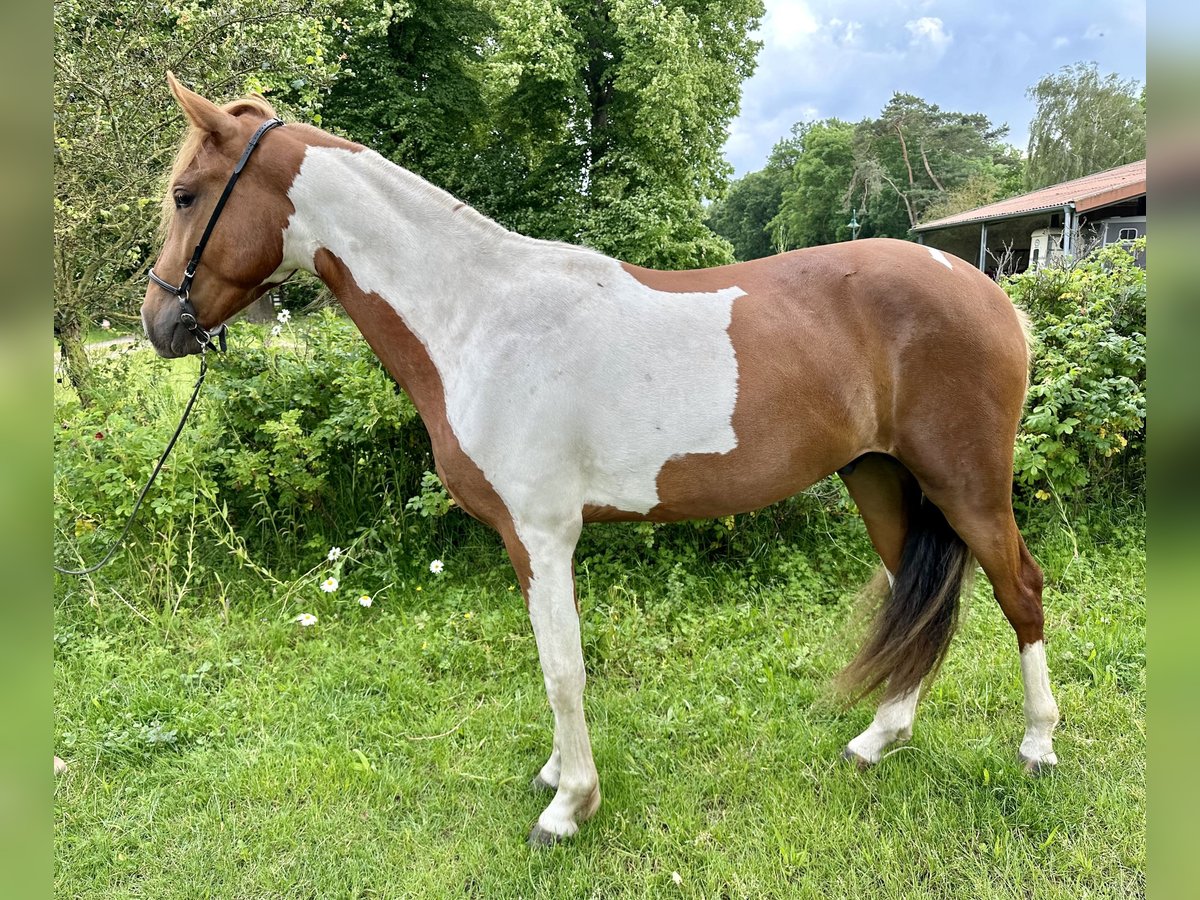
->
[148, 116, 284, 352]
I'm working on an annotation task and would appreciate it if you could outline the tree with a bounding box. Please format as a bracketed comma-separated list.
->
[322, 0, 495, 201]
[54, 0, 767, 407]
[848, 93, 1017, 238]
[330, 0, 763, 269]
[920, 146, 1025, 222]
[575, 0, 762, 268]
[707, 95, 1019, 255]
[705, 169, 786, 261]
[706, 126, 804, 261]
[770, 119, 856, 249]
[1025, 62, 1145, 190]
[53, 0, 340, 403]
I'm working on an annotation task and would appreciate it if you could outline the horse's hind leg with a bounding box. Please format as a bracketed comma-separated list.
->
[916, 480, 1059, 772]
[838, 455, 925, 766]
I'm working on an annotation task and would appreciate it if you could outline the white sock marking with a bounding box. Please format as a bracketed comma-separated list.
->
[846, 685, 920, 764]
[522, 523, 599, 838]
[1018, 640, 1059, 765]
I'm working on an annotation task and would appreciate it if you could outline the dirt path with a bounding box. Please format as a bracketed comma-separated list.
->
[86, 334, 139, 350]
[53, 334, 141, 373]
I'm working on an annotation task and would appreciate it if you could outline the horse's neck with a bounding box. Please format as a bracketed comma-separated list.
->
[284, 146, 519, 306]
[283, 144, 596, 418]
[283, 145, 609, 343]
[284, 144, 614, 382]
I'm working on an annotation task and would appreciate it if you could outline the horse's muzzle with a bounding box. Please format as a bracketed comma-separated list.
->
[142, 300, 205, 359]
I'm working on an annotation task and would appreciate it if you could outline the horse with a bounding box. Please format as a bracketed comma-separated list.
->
[141, 74, 1059, 845]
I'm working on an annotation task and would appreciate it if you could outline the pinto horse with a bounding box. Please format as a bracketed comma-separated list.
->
[142, 76, 1059, 845]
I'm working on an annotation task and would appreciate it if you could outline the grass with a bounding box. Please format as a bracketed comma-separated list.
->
[54, 512, 1145, 898]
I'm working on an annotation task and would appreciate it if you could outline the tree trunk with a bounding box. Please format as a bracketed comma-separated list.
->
[238, 292, 276, 324]
[584, 0, 616, 185]
[56, 316, 95, 408]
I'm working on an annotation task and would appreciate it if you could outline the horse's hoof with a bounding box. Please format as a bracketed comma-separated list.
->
[527, 823, 566, 848]
[841, 745, 873, 771]
[530, 773, 556, 793]
[1019, 753, 1057, 776]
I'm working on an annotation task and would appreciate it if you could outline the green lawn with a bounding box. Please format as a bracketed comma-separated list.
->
[54, 518, 1144, 898]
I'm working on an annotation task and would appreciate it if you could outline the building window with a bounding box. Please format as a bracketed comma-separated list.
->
[1031, 248, 1040, 268]
[1118, 227, 1138, 241]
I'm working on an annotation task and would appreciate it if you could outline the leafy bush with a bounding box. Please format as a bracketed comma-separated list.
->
[54, 345, 210, 570]
[190, 309, 501, 578]
[1004, 238, 1146, 504]
[197, 310, 871, 579]
[53, 311, 479, 602]
[55, 309, 866, 602]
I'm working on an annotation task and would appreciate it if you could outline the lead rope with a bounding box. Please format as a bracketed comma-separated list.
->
[54, 351, 209, 576]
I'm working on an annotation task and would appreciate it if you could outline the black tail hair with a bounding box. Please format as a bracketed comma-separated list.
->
[837, 494, 973, 702]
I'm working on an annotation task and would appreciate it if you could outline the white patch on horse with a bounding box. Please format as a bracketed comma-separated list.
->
[926, 247, 953, 270]
[260, 260, 297, 286]
[1018, 640, 1059, 767]
[280, 147, 744, 520]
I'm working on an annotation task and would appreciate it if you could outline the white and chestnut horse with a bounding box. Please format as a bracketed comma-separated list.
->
[142, 77, 1058, 845]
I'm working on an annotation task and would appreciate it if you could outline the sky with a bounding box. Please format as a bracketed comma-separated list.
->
[724, 0, 1147, 176]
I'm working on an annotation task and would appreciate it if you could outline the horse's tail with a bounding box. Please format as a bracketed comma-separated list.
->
[837, 493, 974, 702]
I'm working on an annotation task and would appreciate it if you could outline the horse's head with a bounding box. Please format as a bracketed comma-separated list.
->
[142, 74, 298, 357]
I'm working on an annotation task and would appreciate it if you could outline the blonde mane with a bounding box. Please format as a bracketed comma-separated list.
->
[159, 94, 279, 236]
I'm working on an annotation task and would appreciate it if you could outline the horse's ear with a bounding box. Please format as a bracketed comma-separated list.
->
[166, 72, 238, 142]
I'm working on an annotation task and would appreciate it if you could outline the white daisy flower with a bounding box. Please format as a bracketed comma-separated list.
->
[276, 308, 292, 324]
[429, 559, 444, 575]
[100, 319, 111, 330]
[327, 546, 343, 562]
[358, 595, 373, 608]
[270, 324, 282, 337]
[320, 576, 339, 593]
[294, 612, 318, 627]
[671, 872, 682, 886]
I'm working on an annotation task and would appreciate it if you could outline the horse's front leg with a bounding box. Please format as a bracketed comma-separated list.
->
[507, 518, 600, 845]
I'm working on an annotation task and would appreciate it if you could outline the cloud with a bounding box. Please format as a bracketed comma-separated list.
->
[1084, 23, 1108, 39]
[765, 0, 820, 51]
[1052, 36, 1070, 49]
[905, 16, 952, 51]
[829, 17, 863, 45]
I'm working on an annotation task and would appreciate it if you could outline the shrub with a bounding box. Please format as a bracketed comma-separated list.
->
[195, 309, 483, 569]
[1004, 238, 1146, 505]
[53, 311, 478, 598]
[54, 345, 208, 562]
[55, 310, 866, 600]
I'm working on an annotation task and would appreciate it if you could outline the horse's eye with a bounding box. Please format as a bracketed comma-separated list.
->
[173, 192, 194, 210]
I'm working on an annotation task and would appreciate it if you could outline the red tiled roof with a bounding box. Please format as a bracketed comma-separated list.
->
[913, 159, 1146, 231]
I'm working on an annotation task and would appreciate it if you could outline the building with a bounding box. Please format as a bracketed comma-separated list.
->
[911, 160, 1146, 275]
